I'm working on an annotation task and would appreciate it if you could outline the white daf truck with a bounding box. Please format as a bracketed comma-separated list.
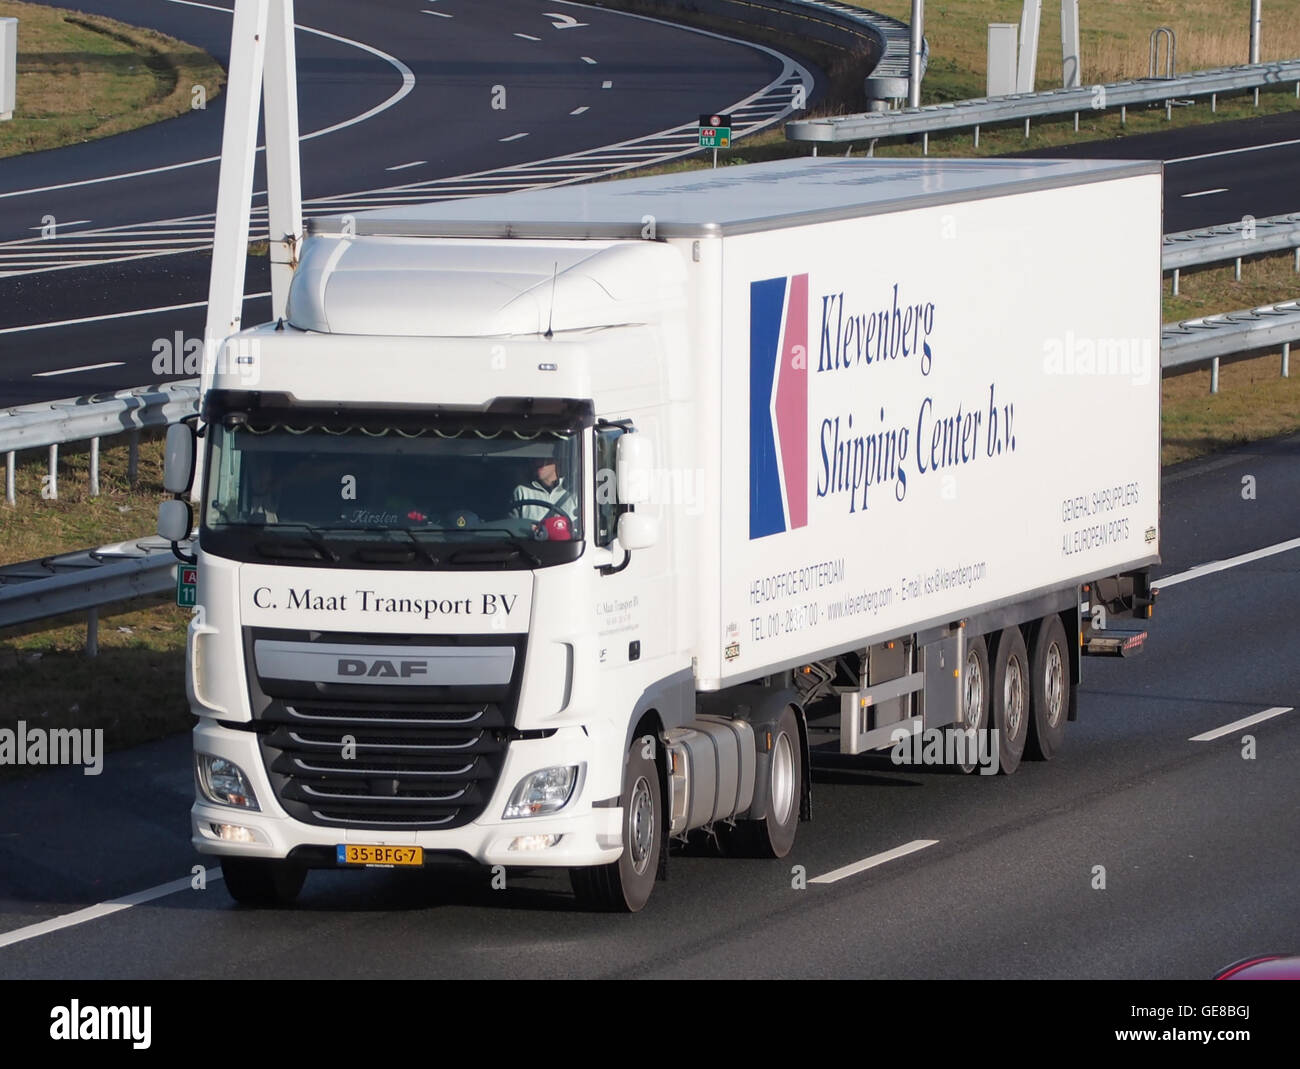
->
[160, 157, 1161, 911]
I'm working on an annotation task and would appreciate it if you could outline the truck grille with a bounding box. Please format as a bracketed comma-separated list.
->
[257, 701, 508, 829]
[245, 629, 524, 831]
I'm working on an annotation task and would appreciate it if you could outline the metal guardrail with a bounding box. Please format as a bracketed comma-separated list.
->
[0, 537, 178, 649]
[1163, 212, 1300, 293]
[1, 381, 199, 505]
[786, 59, 1300, 146]
[1162, 299, 1300, 390]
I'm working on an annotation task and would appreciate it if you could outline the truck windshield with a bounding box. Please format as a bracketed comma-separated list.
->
[200, 411, 584, 569]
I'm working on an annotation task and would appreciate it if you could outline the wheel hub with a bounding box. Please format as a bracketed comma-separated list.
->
[628, 776, 655, 875]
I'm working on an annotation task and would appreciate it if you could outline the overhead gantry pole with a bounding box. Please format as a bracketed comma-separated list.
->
[202, 0, 303, 399]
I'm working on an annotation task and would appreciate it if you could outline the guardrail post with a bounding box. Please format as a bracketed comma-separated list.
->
[1294, 247, 1299, 273]
[1171, 268, 1180, 296]
[973, 124, 980, 147]
[1073, 111, 1079, 131]
[1121, 104, 1126, 124]
[1211, 93, 1217, 112]
[1234, 257, 1242, 281]
[89, 436, 100, 497]
[1254, 88, 1260, 108]
[46, 444, 57, 501]
[86, 607, 98, 658]
[1283, 343, 1291, 378]
[4, 451, 13, 506]
[1024, 117, 1030, 138]
[922, 132, 929, 154]
[1210, 357, 1220, 394]
[127, 429, 140, 487]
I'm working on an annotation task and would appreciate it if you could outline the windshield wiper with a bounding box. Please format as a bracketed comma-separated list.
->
[448, 533, 542, 568]
[251, 523, 340, 562]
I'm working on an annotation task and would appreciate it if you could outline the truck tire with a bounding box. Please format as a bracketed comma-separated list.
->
[220, 857, 306, 906]
[1027, 615, 1070, 761]
[570, 738, 662, 912]
[990, 627, 1030, 775]
[950, 633, 990, 774]
[722, 705, 802, 858]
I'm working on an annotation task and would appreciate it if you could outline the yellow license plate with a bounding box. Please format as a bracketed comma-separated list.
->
[336, 844, 423, 867]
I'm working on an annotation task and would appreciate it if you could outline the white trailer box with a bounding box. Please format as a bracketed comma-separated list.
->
[175, 158, 1162, 911]
[328, 158, 1162, 687]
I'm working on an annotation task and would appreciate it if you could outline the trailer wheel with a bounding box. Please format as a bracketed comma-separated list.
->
[570, 737, 661, 912]
[220, 857, 306, 906]
[1027, 615, 1070, 760]
[991, 627, 1030, 775]
[722, 705, 802, 858]
[949, 633, 991, 774]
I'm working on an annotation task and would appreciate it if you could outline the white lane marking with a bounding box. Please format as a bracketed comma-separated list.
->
[570, 106, 589, 115]
[0, 3, 416, 202]
[810, 839, 938, 885]
[27, 220, 91, 231]
[385, 160, 427, 171]
[601, 80, 613, 88]
[581, 55, 597, 64]
[422, 8, 452, 15]
[1180, 187, 1229, 198]
[499, 132, 530, 142]
[0, 870, 222, 950]
[33, 362, 126, 377]
[1190, 706, 1292, 742]
[0, 292, 272, 336]
[1155, 536, 1300, 589]
[515, 33, 541, 41]
[1168, 136, 1300, 165]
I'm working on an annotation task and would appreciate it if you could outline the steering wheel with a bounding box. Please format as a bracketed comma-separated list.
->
[512, 499, 575, 540]
[512, 499, 572, 522]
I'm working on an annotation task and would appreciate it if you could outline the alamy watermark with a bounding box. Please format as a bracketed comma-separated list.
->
[890, 724, 1000, 775]
[50, 1001, 150, 1049]
[0, 722, 103, 775]
[1042, 332, 1154, 386]
[151, 333, 262, 384]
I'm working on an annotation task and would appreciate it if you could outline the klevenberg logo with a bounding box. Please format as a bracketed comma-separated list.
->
[749, 273, 808, 539]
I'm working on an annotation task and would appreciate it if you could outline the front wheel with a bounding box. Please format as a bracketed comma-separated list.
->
[570, 737, 662, 912]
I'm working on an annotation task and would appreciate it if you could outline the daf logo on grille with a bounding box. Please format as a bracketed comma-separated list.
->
[337, 658, 429, 679]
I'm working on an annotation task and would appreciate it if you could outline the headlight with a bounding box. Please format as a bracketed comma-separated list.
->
[195, 753, 260, 810]
[503, 765, 578, 819]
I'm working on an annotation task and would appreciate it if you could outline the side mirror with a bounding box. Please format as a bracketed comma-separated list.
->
[615, 432, 654, 505]
[158, 498, 193, 543]
[617, 511, 659, 551]
[163, 422, 197, 495]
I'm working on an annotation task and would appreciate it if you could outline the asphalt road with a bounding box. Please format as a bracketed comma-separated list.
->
[0, 434, 1295, 979]
[1014, 108, 1300, 232]
[0, 0, 806, 406]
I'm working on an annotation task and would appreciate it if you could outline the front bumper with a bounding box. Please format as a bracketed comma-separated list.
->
[191, 719, 623, 868]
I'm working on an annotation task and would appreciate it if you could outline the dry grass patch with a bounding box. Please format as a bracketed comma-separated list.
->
[0, 0, 225, 157]
[0, 431, 168, 566]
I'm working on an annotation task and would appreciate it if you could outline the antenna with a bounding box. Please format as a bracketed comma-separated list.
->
[544, 261, 559, 339]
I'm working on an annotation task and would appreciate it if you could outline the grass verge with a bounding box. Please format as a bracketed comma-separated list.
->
[0, 0, 225, 158]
